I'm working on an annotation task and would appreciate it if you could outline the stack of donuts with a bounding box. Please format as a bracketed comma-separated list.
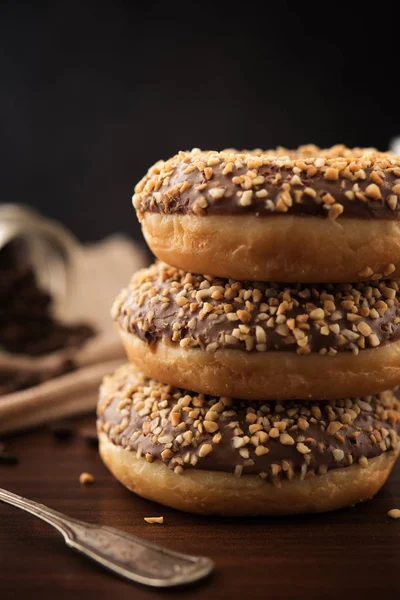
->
[97, 146, 400, 515]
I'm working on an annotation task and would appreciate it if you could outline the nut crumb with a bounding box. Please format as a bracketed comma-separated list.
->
[144, 516, 164, 524]
[79, 472, 94, 485]
[388, 509, 400, 519]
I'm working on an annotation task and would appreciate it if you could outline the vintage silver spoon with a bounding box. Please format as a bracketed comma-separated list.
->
[0, 488, 214, 587]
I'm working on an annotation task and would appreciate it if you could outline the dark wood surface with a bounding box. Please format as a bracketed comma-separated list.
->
[0, 414, 399, 600]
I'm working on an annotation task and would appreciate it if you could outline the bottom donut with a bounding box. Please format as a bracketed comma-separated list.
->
[97, 364, 400, 516]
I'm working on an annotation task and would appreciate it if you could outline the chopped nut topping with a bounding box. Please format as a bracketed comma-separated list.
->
[280, 433, 295, 445]
[79, 472, 94, 485]
[204, 420, 219, 433]
[198, 443, 213, 458]
[296, 442, 311, 454]
[387, 195, 398, 210]
[357, 321, 372, 337]
[365, 184, 382, 200]
[208, 188, 225, 200]
[333, 449, 344, 462]
[133, 146, 400, 222]
[114, 262, 400, 357]
[309, 308, 325, 320]
[240, 190, 253, 206]
[328, 203, 344, 220]
[368, 334, 380, 347]
[358, 266, 374, 278]
[327, 422, 343, 435]
[324, 167, 339, 180]
[144, 517, 164, 524]
[98, 364, 400, 483]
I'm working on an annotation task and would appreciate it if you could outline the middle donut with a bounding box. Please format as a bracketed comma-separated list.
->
[113, 262, 400, 401]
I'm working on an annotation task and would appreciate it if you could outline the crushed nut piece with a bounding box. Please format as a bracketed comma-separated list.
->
[144, 516, 164, 524]
[79, 472, 94, 485]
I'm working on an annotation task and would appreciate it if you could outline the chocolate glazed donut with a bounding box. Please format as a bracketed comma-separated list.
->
[133, 146, 400, 283]
[97, 364, 400, 516]
[112, 262, 400, 401]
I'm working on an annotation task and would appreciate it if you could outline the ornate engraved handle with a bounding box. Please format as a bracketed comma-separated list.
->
[0, 488, 214, 587]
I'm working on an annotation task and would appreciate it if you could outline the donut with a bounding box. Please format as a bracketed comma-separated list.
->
[97, 364, 400, 516]
[112, 262, 400, 401]
[132, 145, 400, 283]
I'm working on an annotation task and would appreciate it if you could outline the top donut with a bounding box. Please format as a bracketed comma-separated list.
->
[133, 145, 400, 283]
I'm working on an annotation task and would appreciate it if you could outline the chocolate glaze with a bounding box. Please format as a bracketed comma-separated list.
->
[138, 159, 400, 219]
[122, 289, 400, 353]
[114, 265, 400, 354]
[98, 366, 400, 477]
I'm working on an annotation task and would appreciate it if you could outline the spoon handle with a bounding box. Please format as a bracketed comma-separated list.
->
[0, 488, 213, 587]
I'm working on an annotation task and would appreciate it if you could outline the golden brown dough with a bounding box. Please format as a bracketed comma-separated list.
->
[141, 213, 400, 283]
[119, 330, 400, 400]
[97, 364, 400, 515]
[133, 147, 400, 283]
[99, 434, 399, 516]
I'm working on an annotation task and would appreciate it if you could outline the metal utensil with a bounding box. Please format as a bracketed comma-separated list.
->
[0, 488, 214, 587]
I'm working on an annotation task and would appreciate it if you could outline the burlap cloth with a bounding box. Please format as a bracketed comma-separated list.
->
[0, 235, 146, 434]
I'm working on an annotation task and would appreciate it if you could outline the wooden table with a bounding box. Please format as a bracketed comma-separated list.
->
[1, 414, 399, 600]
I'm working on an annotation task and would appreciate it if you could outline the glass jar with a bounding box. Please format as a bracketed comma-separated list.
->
[0, 204, 79, 317]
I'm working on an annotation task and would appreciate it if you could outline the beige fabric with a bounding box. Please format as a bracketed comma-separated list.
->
[0, 236, 146, 434]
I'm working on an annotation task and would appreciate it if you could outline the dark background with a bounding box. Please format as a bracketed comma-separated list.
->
[1, 1, 399, 245]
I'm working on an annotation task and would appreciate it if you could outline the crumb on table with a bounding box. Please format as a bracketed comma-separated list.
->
[388, 509, 400, 519]
[144, 516, 164, 524]
[79, 472, 95, 485]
